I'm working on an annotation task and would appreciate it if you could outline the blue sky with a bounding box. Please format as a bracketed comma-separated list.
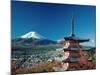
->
[11, 1, 96, 46]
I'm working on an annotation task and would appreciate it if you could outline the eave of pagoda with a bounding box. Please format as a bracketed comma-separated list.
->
[64, 37, 89, 43]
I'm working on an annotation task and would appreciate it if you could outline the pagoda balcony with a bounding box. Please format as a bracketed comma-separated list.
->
[64, 52, 80, 58]
[62, 57, 80, 63]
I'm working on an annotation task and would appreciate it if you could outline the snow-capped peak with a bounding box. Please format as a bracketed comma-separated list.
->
[20, 31, 45, 39]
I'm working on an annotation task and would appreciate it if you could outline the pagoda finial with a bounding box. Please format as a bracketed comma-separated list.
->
[70, 16, 75, 37]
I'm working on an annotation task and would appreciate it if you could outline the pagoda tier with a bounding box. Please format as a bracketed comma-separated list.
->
[64, 36, 89, 43]
[62, 57, 79, 63]
[64, 51, 80, 58]
[62, 43, 89, 63]
[63, 45, 90, 51]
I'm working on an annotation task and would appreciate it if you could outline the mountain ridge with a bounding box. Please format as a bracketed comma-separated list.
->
[12, 31, 57, 46]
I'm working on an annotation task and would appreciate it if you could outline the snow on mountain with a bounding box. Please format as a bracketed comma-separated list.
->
[20, 31, 45, 39]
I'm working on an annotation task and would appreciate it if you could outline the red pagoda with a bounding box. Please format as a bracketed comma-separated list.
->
[61, 16, 90, 70]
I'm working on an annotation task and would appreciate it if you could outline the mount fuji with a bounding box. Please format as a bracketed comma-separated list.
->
[12, 31, 57, 46]
[20, 31, 45, 39]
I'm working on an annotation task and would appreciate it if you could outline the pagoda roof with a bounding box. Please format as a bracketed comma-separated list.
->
[62, 57, 79, 63]
[64, 35, 89, 42]
[63, 45, 91, 51]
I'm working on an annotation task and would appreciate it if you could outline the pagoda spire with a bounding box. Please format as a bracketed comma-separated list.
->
[70, 16, 75, 37]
